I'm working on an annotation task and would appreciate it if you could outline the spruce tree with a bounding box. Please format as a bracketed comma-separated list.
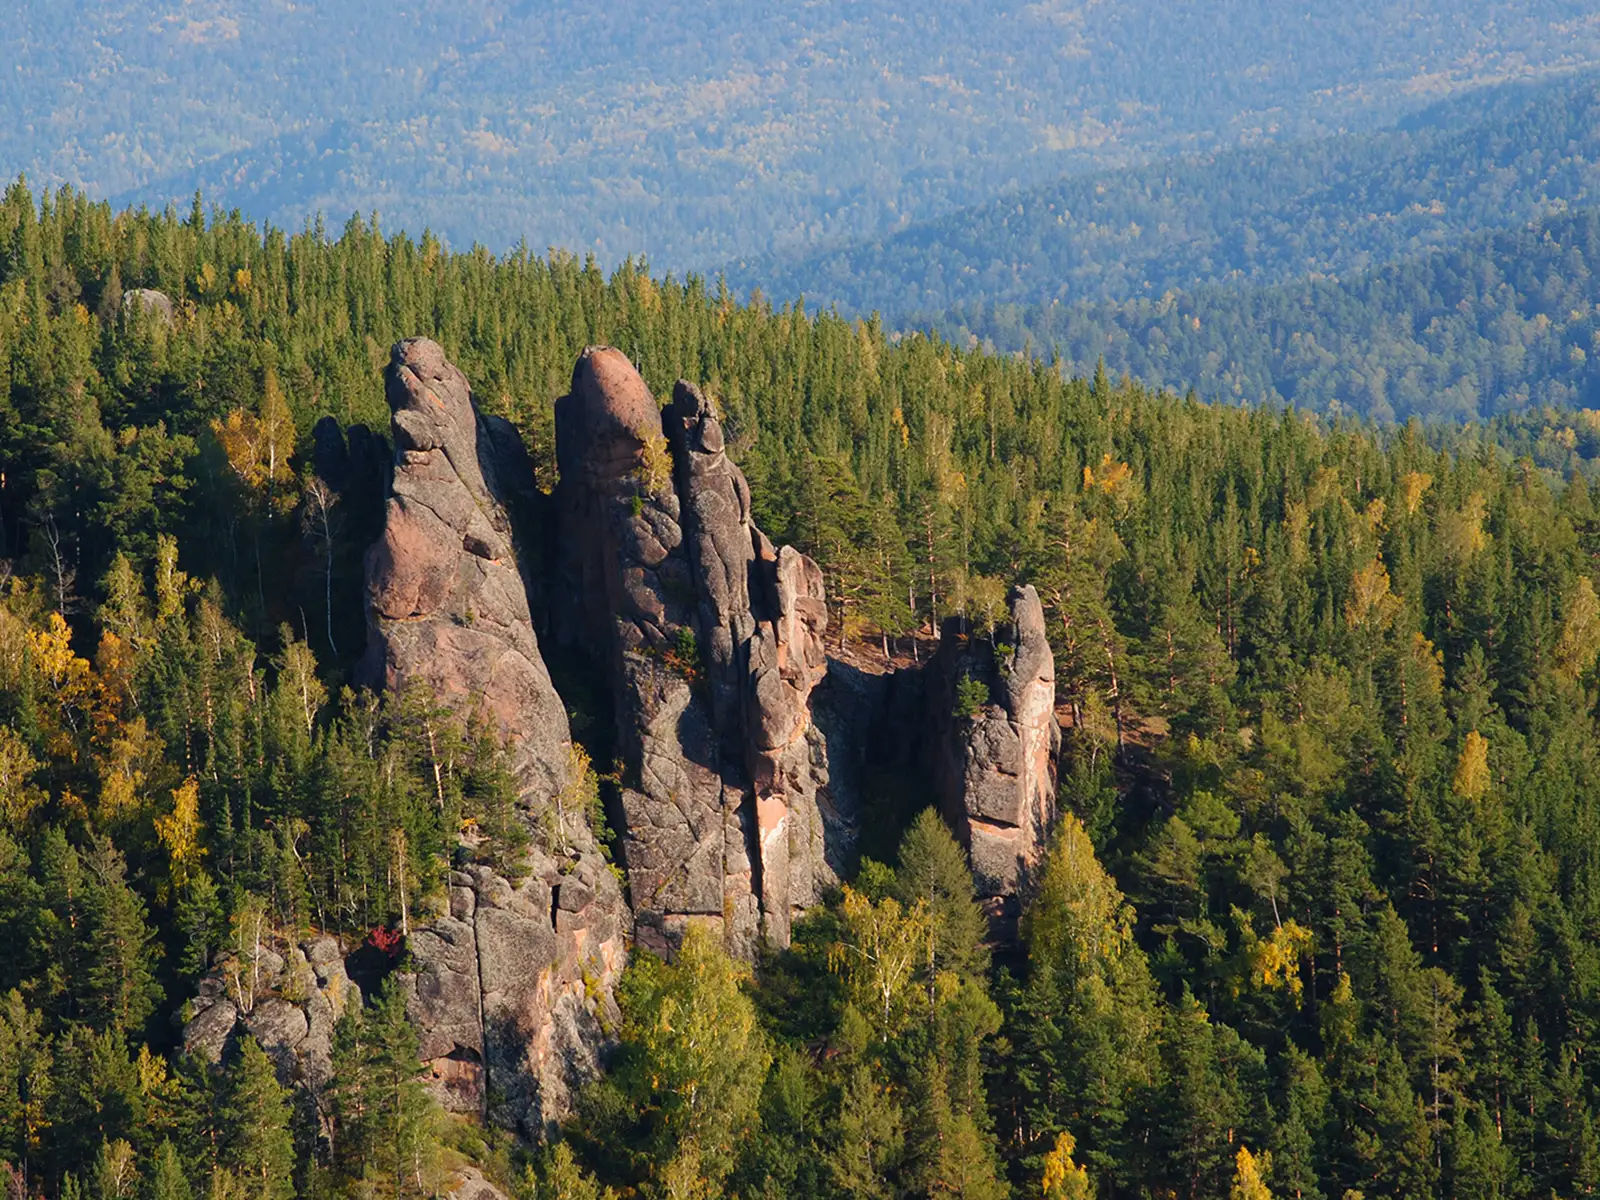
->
[218, 1038, 294, 1200]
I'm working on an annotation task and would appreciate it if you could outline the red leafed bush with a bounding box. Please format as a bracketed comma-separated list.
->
[367, 926, 403, 955]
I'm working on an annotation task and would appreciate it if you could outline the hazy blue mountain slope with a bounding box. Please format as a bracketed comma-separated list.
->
[9, 0, 1600, 268]
[734, 75, 1600, 317]
[937, 206, 1600, 421]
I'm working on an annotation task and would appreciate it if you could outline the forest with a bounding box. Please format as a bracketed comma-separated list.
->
[740, 75, 1600, 321]
[7, 179, 1600, 1200]
[740, 73, 1600, 422]
[939, 205, 1600, 421]
[9, 1, 1598, 266]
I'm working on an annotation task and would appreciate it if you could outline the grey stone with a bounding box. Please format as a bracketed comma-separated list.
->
[183, 997, 237, 1063]
[929, 585, 1060, 903]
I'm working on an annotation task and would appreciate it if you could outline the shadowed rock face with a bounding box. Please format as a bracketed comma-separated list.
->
[360, 338, 628, 1137]
[669, 380, 833, 947]
[554, 350, 843, 953]
[930, 585, 1060, 919]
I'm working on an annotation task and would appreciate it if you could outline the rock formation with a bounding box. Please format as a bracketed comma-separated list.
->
[179, 337, 1066, 1154]
[929, 585, 1060, 916]
[359, 338, 628, 1137]
[553, 351, 845, 953]
[405, 862, 624, 1134]
[183, 932, 362, 1131]
[122, 287, 175, 324]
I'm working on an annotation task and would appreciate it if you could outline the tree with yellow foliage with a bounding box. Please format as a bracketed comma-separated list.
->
[1452, 731, 1490, 802]
[154, 778, 204, 892]
[1231, 1146, 1273, 1200]
[212, 368, 297, 505]
[830, 886, 934, 1036]
[0, 727, 42, 831]
[27, 611, 101, 760]
[1345, 557, 1401, 633]
[212, 368, 298, 617]
[1555, 576, 1600, 683]
[1041, 1130, 1093, 1200]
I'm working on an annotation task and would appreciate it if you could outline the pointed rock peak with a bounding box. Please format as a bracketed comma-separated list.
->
[362, 337, 630, 1136]
[930, 583, 1060, 917]
[669, 379, 726, 454]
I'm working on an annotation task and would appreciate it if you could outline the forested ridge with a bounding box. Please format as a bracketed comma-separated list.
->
[740, 75, 1600, 320]
[11, 1, 1600, 266]
[743, 74, 1600, 423]
[944, 204, 1600, 422]
[9, 179, 1600, 1200]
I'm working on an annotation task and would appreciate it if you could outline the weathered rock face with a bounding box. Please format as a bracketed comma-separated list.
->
[182, 933, 361, 1112]
[122, 287, 174, 323]
[929, 585, 1060, 913]
[553, 351, 844, 952]
[359, 338, 629, 1137]
[408, 863, 623, 1135]
[359, 338, 571, 808]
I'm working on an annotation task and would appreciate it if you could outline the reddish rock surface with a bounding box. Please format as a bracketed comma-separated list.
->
[360, 339, 628, 1137]
[930, 585, 1061, 917]
[555, 352, 846, 953]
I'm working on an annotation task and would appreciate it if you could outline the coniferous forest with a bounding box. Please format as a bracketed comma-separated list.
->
[9, 178, 1600, 1200]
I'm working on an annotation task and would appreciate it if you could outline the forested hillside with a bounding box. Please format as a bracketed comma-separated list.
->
[942, 205, 1600, 421]
[738, 75, 1600, 319]
[8, 181, 1600, 1199]
[9, 1, 1600, 265]
[737, 74, 1600, 422]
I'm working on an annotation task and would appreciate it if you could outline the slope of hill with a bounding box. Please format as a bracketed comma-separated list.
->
[734, 74, 1600, 318]
[9, 184, 1600, 1200]
[936, 205, 1600, 421]
[9, 1, 1600, 267]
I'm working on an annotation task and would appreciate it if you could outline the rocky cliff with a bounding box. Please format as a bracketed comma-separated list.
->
[190, 339, 1064, 1144]
[551, 351, 846, 953]
[928, 585, 1060, 919]
[358, 338, 628, 1137]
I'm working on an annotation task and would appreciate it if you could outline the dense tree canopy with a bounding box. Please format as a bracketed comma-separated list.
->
[3, 181, 1600, 1198]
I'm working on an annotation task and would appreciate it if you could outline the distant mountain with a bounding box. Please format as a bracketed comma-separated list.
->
[938, 206, 1600, 422]
[10, 0, 1600, 268]
[734, 74, 1600, 318]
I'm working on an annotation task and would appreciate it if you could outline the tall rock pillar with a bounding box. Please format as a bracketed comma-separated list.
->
[553, 351, 839, 954]
[930, 584, 1060, 918]
[361, 338, 628, 1137]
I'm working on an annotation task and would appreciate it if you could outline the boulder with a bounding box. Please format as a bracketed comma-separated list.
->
[180, 934, 359, 1091]
[121, 287, 174, 324]
[447, 1166, 511, 1200]
[183, 997, 238, 1064]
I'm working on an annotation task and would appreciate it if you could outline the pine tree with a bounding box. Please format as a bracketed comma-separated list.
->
[81, 836, 161, 1036]
[361, 979, 436, 1199]
[218, 1037, 294, 1200]
[149, 1140, 194, 1200]
[893, 808, 988, 980]
[828, 1066, 904, 1200]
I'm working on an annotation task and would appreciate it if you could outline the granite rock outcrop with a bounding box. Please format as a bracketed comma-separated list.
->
[553, 351, 847, 953]
[359, 338, 629, 1137]
[182, 932, 361, 1136]
[929, 585, 1060, 916]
